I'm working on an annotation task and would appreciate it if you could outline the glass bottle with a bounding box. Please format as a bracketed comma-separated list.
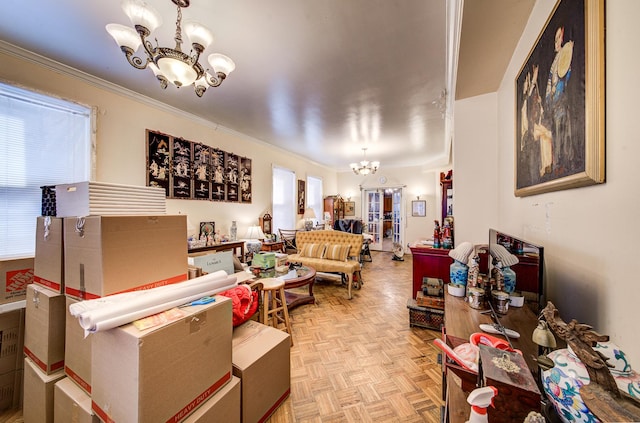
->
[433, 220, 441, 248]
[230, 221, 237, 241]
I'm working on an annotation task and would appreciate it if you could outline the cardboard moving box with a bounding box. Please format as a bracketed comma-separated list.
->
[183, 376, 241, 423]
[24, 284, 66, 375]
[91, 295, 232, 423]
[23, 357, 66, 423]
[64, 215, 188, 299]
[0, 308, 25, 375]
[64, 296, 92, 394]
[232, 320, 291, 423]
[0, 369, 22, 412]
[0, 258, 33, 305]
[54, 377, 95, 423]
[34, 217, 65, 293]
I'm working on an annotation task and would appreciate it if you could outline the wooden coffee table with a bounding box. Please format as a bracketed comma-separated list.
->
[274, 265, 316, 310]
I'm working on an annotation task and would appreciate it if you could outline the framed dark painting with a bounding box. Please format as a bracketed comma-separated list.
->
[224, 152, 239, 202]
[193, 143, 211, 200]
[240, 157, 252, 203]
[514, 0, 604, 197]
[171, 137, 192, 198]
[297, 180, 305, 215]
[146, 130, 170, 197]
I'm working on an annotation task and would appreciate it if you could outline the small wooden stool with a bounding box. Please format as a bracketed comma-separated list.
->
[260, 278, 293, 345]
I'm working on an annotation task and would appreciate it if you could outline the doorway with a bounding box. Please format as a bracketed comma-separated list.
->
[362, 187, 404, 252]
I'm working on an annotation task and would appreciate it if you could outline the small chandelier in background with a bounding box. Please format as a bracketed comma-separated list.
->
[106, 0, 235, 97]
[350, 148, 380, 176]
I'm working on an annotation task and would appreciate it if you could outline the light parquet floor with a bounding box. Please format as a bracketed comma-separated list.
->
[269, 251, 444, 423]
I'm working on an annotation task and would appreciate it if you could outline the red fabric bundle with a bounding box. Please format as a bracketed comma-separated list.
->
[219, 284, 259, 327]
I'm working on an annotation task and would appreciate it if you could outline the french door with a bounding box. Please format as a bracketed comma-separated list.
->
[363, 189, 383, 250]
[363, 187, 404, 252]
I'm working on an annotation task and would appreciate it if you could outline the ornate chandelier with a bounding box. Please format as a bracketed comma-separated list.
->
[106, 0, 235, 97]
[350, 148, 380, 175]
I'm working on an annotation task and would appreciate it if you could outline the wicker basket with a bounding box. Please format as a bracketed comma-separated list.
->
[407, 298, 444, 330]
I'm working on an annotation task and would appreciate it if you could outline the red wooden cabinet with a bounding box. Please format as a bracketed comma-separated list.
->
[409, 245, 453, 299]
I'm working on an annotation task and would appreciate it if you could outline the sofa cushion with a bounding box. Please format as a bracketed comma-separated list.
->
[325, 244, 350, 261]
[299, 243, 326, 258]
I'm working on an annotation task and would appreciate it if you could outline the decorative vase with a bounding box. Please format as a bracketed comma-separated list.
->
[230, 221, 237, 241]
[449, 260, 469, 286]
[502, 266, 516, 293]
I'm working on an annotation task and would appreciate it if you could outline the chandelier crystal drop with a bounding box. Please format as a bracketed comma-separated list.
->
[106, 0, 235, 97]
[350, 148, 380, 175]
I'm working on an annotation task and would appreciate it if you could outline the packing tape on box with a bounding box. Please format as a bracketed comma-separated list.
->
[69, 270, 237, 337]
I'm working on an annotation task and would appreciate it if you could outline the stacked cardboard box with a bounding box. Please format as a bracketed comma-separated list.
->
[33, 217, 65, 293]
[91, 296, 233, 422]
[23, 357, 65, 423]
[63, 215, 189, 299]
[24, 284, 66, 374]
[20, 195, 292, 422]
[0, 308, 25, 412]
[0, 258, 33, 305]
[0, 256, 30, 414]
[232, 320, 291, 423]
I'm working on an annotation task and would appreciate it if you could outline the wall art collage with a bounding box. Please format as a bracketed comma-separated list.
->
[146, 129, 252, 203]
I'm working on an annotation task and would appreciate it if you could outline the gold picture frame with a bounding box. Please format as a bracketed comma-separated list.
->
[514, 0, 604, 197]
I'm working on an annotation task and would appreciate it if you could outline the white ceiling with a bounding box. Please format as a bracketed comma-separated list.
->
[0, 0, 533, 172]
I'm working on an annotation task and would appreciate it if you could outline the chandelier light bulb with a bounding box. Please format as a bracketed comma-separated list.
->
[121, 0, 163, 33]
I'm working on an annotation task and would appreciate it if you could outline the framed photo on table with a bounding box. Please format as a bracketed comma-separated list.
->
[514, 0, 605, 197]
[411, 200, 426, 217]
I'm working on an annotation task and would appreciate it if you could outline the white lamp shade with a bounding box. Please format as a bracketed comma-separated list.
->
[148, 62, 163, 76]
[208, 53, 236, 75]
[303, 208, 316, 219]
[157, 57, 198, 87]
[183, 20, 214, 49]
[106, 23, 142, 51]
[121, 0, 163, 32]
[245, 226, 265, 240]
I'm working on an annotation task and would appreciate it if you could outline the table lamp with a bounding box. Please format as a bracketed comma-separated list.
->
[245, 225, 266, 256]
[303, 207, 316, 231]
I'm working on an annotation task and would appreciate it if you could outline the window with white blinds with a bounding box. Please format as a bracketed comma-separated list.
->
[0, 83, 92, 259]
[271, 166, 295, 233]
[306, 175, 323, 226]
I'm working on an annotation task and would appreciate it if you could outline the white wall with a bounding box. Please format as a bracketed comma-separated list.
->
[0, 50, 337, 239]
[457, 0, 640, 364]
[452, 93, 500, 246]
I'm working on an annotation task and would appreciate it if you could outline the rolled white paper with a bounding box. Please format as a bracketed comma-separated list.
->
[69, 270, 237, 336]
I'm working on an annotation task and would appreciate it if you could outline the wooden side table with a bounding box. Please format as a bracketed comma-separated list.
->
[261, 241, 284, 253]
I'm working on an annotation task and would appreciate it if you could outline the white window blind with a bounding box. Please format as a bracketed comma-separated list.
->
[0, 83, 92, 259]
[271, 166, 295, 233]
[306, 175, 323, 225]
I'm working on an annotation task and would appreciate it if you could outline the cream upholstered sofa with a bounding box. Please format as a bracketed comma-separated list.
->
[286, 230, 363, 299]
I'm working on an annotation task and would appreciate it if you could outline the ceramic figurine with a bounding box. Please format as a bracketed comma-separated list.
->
[491, 258, 505, 291]
[467, 254, 480, 287]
